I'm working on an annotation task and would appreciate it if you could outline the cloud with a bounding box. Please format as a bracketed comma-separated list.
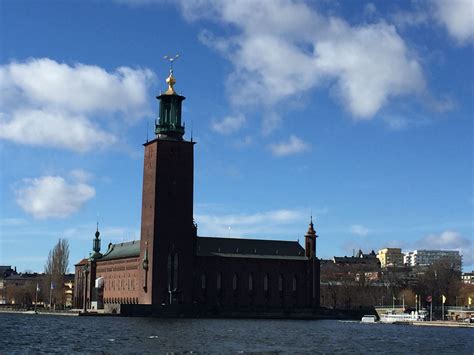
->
[0, 58, 154, 151]
[181, 0, 425, 130]
[414, 230, 473, 266]
[211, 114, 246, 134]
[0, 218, 27, 227]
[15, 172, 95, 219]
[195, 208, 305, 237]
[350, 224, 370, 237]
[268, 135, 310, 156]
[434, 0, 474, 44]
[0, 109, 116, 152]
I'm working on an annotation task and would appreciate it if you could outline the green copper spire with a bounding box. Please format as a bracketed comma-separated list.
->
[89, 221, 102, 261]
[155, 55, 185, 140]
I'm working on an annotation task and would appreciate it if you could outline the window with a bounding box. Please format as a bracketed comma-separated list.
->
[216, 273, 222, 290]
[201, 273, 206, 289]
[248, 274, 253, 291]
[292, 276, 297, 292]
[232, 273, 238, 290]
[173, 253, 179, 290]
[278, 274, 283, 292]
[264, 274, 269, 291]
[167, 254, 172, 288]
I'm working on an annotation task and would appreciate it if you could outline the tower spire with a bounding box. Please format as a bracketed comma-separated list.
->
[155, 54, 186, 140]
[304, 216, 318, 259]
[90, 215, 102, 260]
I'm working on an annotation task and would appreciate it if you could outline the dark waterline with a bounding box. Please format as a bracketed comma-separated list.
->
[0, 313, 472, 354]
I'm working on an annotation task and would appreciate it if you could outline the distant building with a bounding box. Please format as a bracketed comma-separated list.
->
[403, 250, 462, 270]
[332, 249, 380, 268]
[0, 266, 18, 304]
[377, 248, 404, 268]
[462, 271, 474, 284]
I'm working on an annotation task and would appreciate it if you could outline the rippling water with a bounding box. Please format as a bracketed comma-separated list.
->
[0, 313, 472, 354]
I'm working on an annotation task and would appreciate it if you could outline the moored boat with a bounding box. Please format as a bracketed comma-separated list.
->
[361, 315, 377, 323]
[379, 310, 427, 323]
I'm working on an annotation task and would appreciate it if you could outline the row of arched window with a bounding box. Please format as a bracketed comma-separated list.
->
[104, 277, 136, 292]
[104, 297, 138, 304]
[201, 273, 298, 292]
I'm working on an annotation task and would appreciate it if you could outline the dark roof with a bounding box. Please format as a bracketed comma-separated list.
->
[5, 273, 40, 281]
[0, 265, 15, 278]
[196, 236, 307, 260]
[333, 256, 381, 265]
[99, 240, 140, 261]
[75, 258, 88, 266]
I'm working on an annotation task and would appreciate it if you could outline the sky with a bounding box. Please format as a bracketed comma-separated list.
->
[0, 0, 472, 273]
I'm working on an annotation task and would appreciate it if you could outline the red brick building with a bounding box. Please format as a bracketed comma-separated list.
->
[74, 69, 320, 313]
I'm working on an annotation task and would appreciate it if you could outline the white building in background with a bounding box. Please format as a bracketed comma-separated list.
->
[404, 250, 462, 270]
[462, 271, 474, 284]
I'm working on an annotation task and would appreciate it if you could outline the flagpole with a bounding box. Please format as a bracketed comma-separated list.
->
[49, 282, 52, 310]
[34, 283, 38, 313]
[430, 300, 432, 321]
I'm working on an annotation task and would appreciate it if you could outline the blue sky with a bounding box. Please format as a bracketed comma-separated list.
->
[0, 0, 472, 273]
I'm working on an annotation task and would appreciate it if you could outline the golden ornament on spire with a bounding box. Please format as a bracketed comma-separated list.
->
[163, 54, 180, 95]
[164, 69, 177, 95]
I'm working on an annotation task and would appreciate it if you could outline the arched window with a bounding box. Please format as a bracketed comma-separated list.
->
[201, 273, 206, 289]
[173, 253, 179, 290]
[248, 274, 253, 291]
[216, 273, 222, 290]
[292, 275, 297, 292]
[278, 274, 283, 292]
[167, 254, 172, 289]
[232, 273, 238, 290]
[264, 274, 269, 291]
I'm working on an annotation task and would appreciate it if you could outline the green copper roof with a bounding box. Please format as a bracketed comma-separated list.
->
[196, 236, 306, 260]
[99, 240, 140, 261]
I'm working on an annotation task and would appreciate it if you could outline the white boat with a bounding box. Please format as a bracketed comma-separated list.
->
[361, 315, 377, 323]
[379, 310, 427, 323]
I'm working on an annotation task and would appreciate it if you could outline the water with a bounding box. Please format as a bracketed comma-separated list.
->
[0, 313, 472, 354]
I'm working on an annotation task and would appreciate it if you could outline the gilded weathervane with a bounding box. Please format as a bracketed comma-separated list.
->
[163, 54, 180, 95]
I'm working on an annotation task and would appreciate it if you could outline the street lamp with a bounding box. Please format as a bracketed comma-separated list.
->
[82, 264, 89, 313]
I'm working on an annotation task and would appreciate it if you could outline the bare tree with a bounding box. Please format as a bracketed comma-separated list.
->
[44, 238, 70, 308]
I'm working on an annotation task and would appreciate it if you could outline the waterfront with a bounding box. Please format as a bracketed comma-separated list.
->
[0, 313, 472, 354]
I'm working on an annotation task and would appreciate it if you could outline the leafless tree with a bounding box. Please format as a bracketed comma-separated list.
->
[44, 238, 70, 308]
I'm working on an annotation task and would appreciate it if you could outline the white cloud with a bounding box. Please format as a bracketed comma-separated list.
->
[211, 114, 246, 134]
[350, 224, 370, 237]
[268, 135, 310, 156]
[0, 58, 154, 151]
[434, 0, 474, 44]
[0, 109, 116, 152]
[181, 0, 425, 129]
[391, 9, 429, 29]
[0, 218, 27, 227]
[415, 230, 473, 266]
[195, 209, 303, 237]
[15, 172, 96, 219]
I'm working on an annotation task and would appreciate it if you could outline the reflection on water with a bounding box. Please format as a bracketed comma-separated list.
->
[0, 313, 472, 354]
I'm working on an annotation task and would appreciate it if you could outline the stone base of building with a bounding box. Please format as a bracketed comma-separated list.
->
[119, 304, 372, 320]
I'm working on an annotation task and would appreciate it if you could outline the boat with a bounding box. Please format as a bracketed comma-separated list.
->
[379, 310, 427, 323]
[361, 315, 377, 323]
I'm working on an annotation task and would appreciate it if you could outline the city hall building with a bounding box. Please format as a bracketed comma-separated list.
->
[74, 68, 320, 314]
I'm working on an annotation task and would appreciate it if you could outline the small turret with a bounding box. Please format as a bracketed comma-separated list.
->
[304, 216, 318, 259]
[89, 222, 102, 261]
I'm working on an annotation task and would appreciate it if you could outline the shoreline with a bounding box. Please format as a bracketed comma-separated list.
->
[1, 309, 473, 327]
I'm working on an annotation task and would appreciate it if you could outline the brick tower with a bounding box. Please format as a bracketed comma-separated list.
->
[138, 67, 196, 305]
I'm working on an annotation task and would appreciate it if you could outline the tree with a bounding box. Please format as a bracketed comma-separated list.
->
[414, 258, 461, 307]
[44, 238, 70, 308]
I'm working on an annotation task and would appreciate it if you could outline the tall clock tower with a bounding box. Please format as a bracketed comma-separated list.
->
[138, 68, 196, 305]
